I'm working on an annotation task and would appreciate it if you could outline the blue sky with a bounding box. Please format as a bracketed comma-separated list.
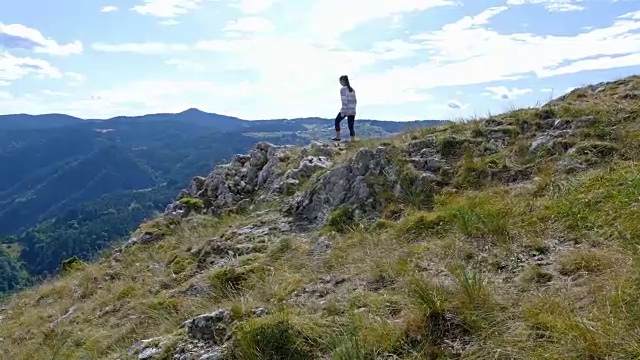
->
[0, 0, 639, 121]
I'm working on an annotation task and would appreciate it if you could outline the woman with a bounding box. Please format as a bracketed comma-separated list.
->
[332, 75, 357, 142]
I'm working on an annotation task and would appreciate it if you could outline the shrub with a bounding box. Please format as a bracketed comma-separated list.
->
[60, 256, 86, 274]
[231, 314, 312, 360]
[178, 197, 204, 213]
[326, 206, 356, 233]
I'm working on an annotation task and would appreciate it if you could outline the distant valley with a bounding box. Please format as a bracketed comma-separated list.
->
[0, 108, 445, 294]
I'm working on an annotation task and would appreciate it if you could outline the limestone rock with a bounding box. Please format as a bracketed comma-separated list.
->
[182, 309, 232, 343]
[284, 146, 431, 226]
[166, 142, 285, 217]
[128, 337, 171, 360]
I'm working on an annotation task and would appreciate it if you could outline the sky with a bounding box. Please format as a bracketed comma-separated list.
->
[0, 0, 639, 121]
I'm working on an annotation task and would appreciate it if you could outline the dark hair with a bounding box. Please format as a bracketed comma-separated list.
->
[340, 75, 354, 92]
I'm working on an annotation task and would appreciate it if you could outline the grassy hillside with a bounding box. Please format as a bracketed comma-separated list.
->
[1, 75, 639, 359]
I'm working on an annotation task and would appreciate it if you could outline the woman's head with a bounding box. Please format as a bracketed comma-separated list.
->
[339, 75, 354, 92]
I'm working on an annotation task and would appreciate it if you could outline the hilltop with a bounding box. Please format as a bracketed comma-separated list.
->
[1, 75, 640, 359]
[0, 111, 443, 295]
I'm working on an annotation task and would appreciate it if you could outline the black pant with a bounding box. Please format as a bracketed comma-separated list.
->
[335, 112, 355, 137]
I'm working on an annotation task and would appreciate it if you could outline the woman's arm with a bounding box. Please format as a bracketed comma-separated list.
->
[340, 87, 348, 114]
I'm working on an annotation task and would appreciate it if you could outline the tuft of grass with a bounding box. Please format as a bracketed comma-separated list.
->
[330, 312, 405, 360]
[393, 211, 447, 242]
[520, 265, 554, 285]
[326, 205, 357, 233]
[206, 265, 261, 299]
[557, 249, 614, 277]
[178, 197, 204, 213]
[60, 256, 86, 274]
[436, 135, 470, 157]
[541, 163, 640, 241]
[443, 195, 512, 243]
[231, 313, 315, 360]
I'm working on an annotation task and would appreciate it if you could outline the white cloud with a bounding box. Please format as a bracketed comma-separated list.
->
[159, 19, 180, 25]
[0, 80, 10, 86]
[540, 53, 640, 77]
[507, 0, 585, 12]
[42, 89, 70, 96]
[224, 17, 275, 33]
[91, 42, 190, 54]
[0, 91, 13, 100]
[442, 6, 509, 31]
[164, 59, 205, 71]
[447, 100, 465, 109]
[84, 4, 640, 119]
[131, 0, 205, 18]
[0, 80, 262, 119]
[65, 72, 85, 81]
[0, 22, 83, 56]
[369, 39, 424, 60]
[620, 10, 640, 20]
[0, 51, 63, 85]
[357, 8, 640, 94]
[483, 86, 533, 100]
[228, 0, 278, 14]
[12, 2, 640, 120]
[101, 5, 119, 12]
[304, 0, 458, 43]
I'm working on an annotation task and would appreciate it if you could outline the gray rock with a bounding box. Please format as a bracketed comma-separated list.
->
[406, 137, 437, 156]
[182, 309, 232, 343]
[198, 350, 224, 360]
[252, 307, 268, 317]
[572, 116, 596, 128]
[168, 142, 285, 216]
[529, 129, 575, 153]
[128, 337, 169, 360]
[49, 305, 78, 328]
[305, 141, 337, 158]
[165, 202, 186, 219]
[172, 341, 228, 360]
[409, 155, 442, 173]
[286, 156, 332, 181]
[312, 236, 333, 256]
[120, 231, 163, 251]
[284, 146, 429, 226]
[530, 134, 553, 152]
[139, 347, 162, 360]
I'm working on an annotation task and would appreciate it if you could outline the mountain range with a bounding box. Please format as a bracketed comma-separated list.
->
[0, 109, 445, 293]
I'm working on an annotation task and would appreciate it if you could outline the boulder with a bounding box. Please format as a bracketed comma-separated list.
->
[182, 309, 232, 343]
[284, 146, 396, 225]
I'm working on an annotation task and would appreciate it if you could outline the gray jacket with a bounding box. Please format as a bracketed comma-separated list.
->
[340, 86, 357, 116]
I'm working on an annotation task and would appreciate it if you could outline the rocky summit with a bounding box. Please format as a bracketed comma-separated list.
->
[2, 75, 640, 360]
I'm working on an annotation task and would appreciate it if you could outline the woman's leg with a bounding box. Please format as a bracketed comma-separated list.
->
[333, 112, 344, 140]
[347, 115, 356, 140]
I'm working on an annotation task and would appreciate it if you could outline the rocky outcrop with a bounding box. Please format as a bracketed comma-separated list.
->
[283, 146, 392, 225]
[274, 156, 332, 195]
[166, 142, 286, 217]
[165, 142, 336, 219]
[284, 145, 436, 226]
[127, 307, 267, 360]
[160, 110, 606, 232]
[182, 309, 232, 343]
[406, 136, 446, 173]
